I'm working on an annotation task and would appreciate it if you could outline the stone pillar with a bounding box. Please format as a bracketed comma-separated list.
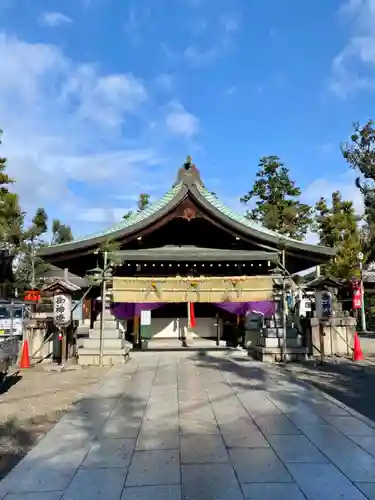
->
[310, 315, 356, 357]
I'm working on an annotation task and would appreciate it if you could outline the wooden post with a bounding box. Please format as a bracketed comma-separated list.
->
[61, 327, 67, 365]
[216, 313, 220, 346]
[319, 322, 325, 365]
[134, 315, 140, 348]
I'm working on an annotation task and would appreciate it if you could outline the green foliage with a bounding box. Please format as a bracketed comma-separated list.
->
[0, 128, 75, 291]
[51, 219, 73, 245]
[342, 120, 375, 181]
[123, 193, 150, 219]
[342, 120, 375, 261]
[0, 129, 14, 194]
[97, 237, 121, 254]
[240, 156, 313, 240]
[314, 191, 364, 279]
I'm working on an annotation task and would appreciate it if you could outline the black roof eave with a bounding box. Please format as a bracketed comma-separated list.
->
[109, 247, 280, 262]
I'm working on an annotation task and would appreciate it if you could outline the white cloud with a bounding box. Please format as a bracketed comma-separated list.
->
[62, 67, 148, 127]
[165, 101, 199, 137]
[39, 11, 73, 27]
[303, 171, 364, 215]
[0, 32, 159, 235]
[331, 0, 375, 96]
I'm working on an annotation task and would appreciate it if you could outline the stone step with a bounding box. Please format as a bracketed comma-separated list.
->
[77, 351, 129, 366]
[258, 337, 303, 348]
[89, 329, 120, 339]
[78, 337, 124, 349]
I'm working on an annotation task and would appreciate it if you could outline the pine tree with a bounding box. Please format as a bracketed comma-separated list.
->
[240, 156, 313, 240]
[51, 219, 73, 245]
[342, 120, 375, 260]
[315, 191, 363, 279]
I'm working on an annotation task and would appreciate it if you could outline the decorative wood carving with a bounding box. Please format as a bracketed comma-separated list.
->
[182, 207, 196, 221]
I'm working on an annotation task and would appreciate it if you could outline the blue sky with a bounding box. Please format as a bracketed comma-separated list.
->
[0, 0, 373, 239]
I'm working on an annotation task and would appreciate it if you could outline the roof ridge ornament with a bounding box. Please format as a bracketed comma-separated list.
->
[175, 155, 202, 187]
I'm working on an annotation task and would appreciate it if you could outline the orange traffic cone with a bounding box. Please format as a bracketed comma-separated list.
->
[353, 332, 364, 362]
[19, 339, 30, 369]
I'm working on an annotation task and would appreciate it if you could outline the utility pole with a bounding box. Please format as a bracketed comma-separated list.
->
[99, 250, 108, 367]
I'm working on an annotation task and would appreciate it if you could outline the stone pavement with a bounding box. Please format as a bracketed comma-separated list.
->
[1, 351, 375, 500]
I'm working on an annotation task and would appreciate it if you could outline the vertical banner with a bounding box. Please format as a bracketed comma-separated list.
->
[188, 302, 196, 328]
[353, 288, 362, 310]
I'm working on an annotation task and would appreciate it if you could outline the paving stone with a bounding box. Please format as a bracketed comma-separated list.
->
[323, 416, 375, 436]
[3, 353, 375, 500]
[181, 463, 243, 500]
[267, 434, 328, 463]
[4, 493, 65, 500]
[179, 418, 220, 435]
[61, 467, 126, 500]
[287, 463, 368, 500]
[253, 415, 301, 435]
[126, 450, 180, 486]
[228, 448, 292, 483]
[349, 435, 375, 457]
[121, 485, 181, 500]
[241, 482, 307, 500]
[101, 416, 143, 439]
[81, 438, 135, 468]
[136, 429, 179, 450]
[180, 434, 229, 463]
[220, 421, 270, 448]
[355, 483, 375, 500]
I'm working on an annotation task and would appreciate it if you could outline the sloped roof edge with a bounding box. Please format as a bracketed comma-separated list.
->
[38, 161, 336, 259]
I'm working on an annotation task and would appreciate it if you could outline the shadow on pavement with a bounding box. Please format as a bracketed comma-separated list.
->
[0, 351, 370, 499]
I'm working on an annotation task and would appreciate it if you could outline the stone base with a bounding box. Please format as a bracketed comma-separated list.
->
[78, 350, 131, 366]
[250, 346, 309, 363]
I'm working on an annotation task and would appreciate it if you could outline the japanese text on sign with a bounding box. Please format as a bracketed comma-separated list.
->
[53, 294, 72, 326]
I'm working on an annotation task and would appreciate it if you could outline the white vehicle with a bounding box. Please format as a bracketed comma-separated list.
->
[0, 303, 28, 339]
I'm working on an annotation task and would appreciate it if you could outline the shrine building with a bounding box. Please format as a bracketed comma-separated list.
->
[39, 157, 335, 361]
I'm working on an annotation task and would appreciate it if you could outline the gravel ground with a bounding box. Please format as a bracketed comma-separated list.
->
[0, 364, 108, 480]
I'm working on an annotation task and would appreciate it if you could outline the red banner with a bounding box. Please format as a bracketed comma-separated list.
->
[353, 288, 362, 310]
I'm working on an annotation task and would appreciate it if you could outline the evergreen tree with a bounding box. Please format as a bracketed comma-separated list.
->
[240, 156, 313, 240]
[342, 120, 375, 261]
[19, 208, 48, 289]
[314, 191, 363, 279]
[51, 219, 73, 245]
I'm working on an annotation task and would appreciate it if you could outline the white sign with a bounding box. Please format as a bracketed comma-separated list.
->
[358, 252, 364, 261]
[53, 293, 72, 326]
[140, 310, 151, 326]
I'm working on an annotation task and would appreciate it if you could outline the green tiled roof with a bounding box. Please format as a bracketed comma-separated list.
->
[50, 182, 183, 249]
[196, 183, 306, 244]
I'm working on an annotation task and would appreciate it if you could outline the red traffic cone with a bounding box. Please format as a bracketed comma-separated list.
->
[353, 332, 364, 362]
[20, 339, 30, 369]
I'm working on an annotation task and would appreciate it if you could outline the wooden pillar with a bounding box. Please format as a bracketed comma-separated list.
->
[134, 315, 140, 348]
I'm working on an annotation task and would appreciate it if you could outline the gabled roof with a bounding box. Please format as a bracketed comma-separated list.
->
[38, 158, 336, 260]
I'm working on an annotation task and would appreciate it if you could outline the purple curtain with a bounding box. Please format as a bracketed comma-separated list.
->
[111, 301, 275, 319]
